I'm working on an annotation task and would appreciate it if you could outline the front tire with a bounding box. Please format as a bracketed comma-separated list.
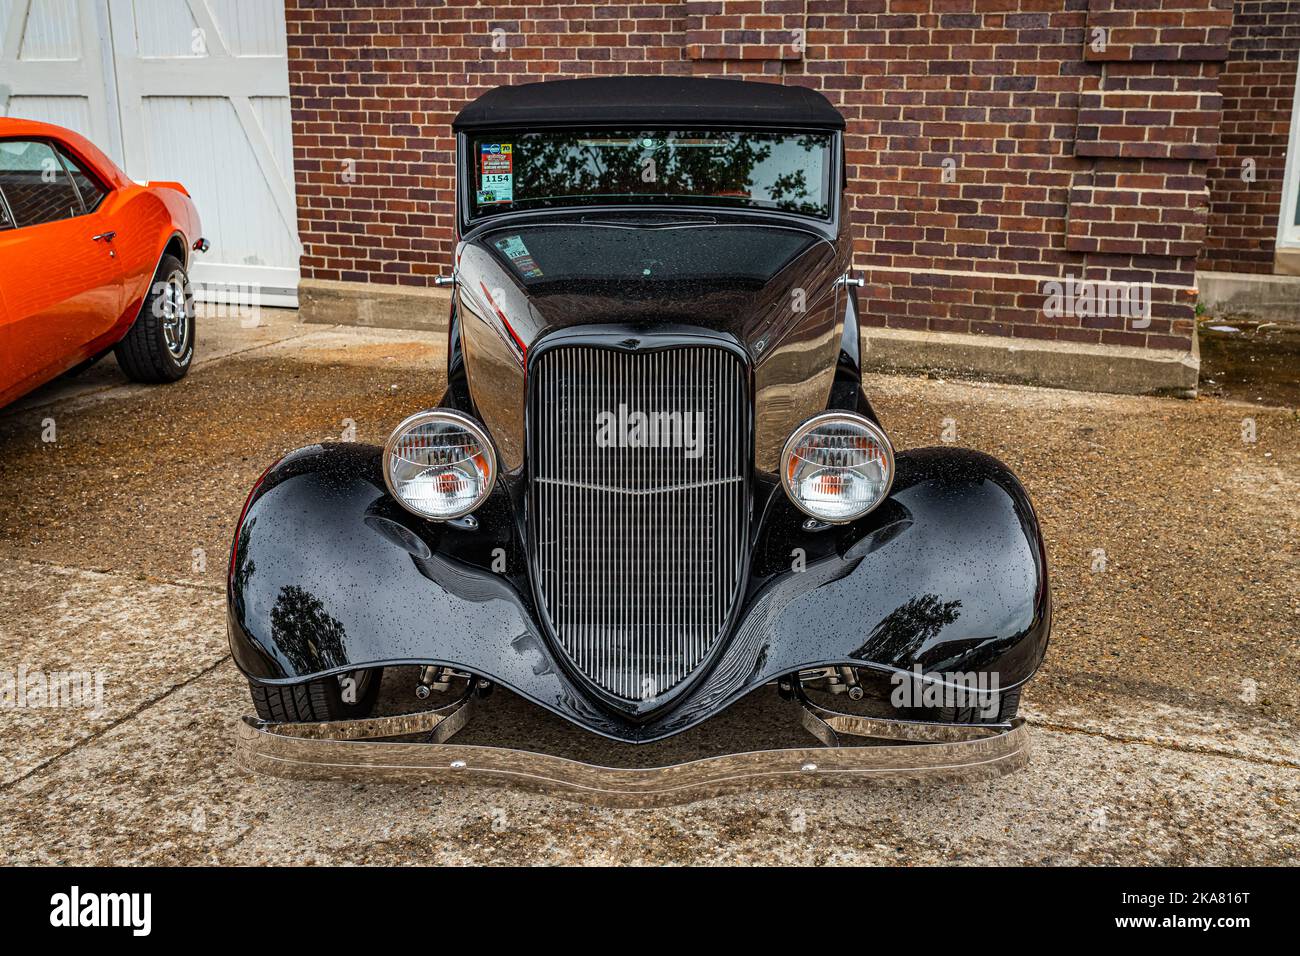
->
[249, 669, 383, 723]
[934, 686, 1021, 723]
[115, 253, 195, 383]
[895, 686, 1022, 724]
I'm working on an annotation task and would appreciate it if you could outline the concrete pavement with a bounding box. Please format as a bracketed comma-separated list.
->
[0, 310, 1296, 864]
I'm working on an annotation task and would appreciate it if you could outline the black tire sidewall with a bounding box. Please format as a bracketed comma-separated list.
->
[150, 257, 194, 377]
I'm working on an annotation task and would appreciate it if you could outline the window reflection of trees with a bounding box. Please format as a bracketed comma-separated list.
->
[490, 130, 827, 216]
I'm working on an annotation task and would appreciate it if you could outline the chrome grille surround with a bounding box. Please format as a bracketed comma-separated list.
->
[530, 340, 749, 706]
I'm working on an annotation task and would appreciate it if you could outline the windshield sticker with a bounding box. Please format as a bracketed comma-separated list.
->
[494, 234, 543, 278]
[478, 143, 513, 204]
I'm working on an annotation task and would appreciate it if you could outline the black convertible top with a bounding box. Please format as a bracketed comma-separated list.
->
[452, 76, 845, 131]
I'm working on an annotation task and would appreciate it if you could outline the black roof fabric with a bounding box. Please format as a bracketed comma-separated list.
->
[452, 77, 846, 131]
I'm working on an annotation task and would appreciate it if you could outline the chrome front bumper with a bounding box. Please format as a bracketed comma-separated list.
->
[236, 687, 1030, 808]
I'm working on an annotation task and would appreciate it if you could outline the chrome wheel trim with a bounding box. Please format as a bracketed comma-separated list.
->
[160, 270, 191, 359]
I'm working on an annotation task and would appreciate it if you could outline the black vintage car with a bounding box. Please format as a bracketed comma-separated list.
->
[229, 78, 1050, 796]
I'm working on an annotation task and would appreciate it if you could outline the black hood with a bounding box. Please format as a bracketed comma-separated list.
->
[456, 214, 841, 342]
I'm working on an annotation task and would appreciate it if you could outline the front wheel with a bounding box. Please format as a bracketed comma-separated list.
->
[115, 253, 195, 383]
[249, 669, 383, 723]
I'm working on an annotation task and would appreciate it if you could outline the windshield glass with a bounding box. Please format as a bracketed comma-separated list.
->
[466, 129, 834, 221]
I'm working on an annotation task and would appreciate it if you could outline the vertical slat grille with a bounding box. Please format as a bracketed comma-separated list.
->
[532, 344, 747, 702]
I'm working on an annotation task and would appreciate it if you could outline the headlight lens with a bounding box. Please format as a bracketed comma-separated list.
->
[780, 412, 894, 523]
[383, 410, 496, 520]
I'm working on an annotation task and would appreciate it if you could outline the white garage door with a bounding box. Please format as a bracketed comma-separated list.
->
[0, 0, 300, 306]
[1280, 58, 1300, 253]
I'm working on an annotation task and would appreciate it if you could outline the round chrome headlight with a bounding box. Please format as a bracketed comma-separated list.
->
[780, 412, 894, 523]
[382, 410, 497, 520]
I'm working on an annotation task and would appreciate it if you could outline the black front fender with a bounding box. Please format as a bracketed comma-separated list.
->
[228, 443, 1050, 743]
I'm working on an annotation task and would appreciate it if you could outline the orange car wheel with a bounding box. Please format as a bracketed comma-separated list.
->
[113, 253, 195, 383]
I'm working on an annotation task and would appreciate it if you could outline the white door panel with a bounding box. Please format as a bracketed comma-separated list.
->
[17, 0, 80, 59]
[108, 0, 299, 304]
[6, 94, 92, 134]
[0, 0, 120, 155]
[140, 95, 299, 283]
[1, 0, 299, 305]
[1279, 58, 1300, 251]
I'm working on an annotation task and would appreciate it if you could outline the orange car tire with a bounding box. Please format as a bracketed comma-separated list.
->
[113, 253, 195, 383]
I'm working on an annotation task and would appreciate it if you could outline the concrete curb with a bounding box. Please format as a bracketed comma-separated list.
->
[1198, 270, 1300, 324]
[300, 278, 452, 332]
[1275, 248, 1300, 278]
[860, 326, 1200, 398]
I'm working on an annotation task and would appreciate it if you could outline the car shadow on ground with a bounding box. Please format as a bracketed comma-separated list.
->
[373, 666, 821, 769]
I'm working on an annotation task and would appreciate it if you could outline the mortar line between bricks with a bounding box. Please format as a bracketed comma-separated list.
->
[0, 654, 231, 794]
[1033, 719, 1300, 771]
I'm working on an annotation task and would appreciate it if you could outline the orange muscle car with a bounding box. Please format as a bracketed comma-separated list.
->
[0, 118, 206, 408]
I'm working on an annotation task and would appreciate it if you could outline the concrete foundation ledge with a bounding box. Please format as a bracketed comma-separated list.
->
[860, 326, 1199, 398]
[1275, 248, 1300, 279]
[298, 278, 1198, 398]
[1198, 269, 1300, 323]
[300, 278, 452, 332]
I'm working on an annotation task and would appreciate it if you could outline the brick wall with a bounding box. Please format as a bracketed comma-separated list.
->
[286, 0, 1283, 352]
[287, 1, 694, 288]
[1199, 0, 1300, 274]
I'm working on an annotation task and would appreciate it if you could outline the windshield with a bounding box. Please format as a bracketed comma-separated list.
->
[466, 129, 834, 221]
